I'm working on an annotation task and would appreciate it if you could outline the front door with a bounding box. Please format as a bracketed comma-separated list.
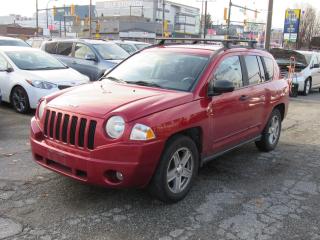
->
[0, 54, 12, 102]
[208, 55, 252, 153]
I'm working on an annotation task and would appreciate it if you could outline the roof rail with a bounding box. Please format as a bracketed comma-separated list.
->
[156, 38, 257, 49]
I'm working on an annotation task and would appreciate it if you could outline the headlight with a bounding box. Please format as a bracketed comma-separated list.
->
[26, 79, 58, 90]
[105, 116, 125, 139]
[38, 100, 46, 119]
[130, 124, 155, 141]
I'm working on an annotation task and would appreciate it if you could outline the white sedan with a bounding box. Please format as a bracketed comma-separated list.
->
[0, 47, 89, 113]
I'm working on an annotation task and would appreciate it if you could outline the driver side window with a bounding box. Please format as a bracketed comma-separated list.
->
[74, 43, 95, 59]
[0, 54, 8, 71]
[214, 56, 243, 89]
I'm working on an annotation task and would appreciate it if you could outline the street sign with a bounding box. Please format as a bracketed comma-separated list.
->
[283, 9, 301, 43]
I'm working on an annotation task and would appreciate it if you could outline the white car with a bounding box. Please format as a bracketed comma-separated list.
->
[271, 48, 320, 96]
[0, 47, 89, 113]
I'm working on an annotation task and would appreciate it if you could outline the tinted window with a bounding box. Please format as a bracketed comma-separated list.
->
[44, 42, 58, 54]
[74, 43, 95, 59]
[263, 57, 274, 81]
[106, 51, 209, 92]
[244, 56, 262, 85]
[56, 42, 73, 56]
[135, 43, 150, 50]
[214, 56, 243, 88]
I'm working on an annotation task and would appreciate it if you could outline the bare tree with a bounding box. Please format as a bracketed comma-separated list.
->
[297, 5, 320, 49]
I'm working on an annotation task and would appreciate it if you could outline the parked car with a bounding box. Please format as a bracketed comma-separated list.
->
[270, 48, 320, 95]
[41, 39, 130, 81]
[114, 40, 151, 54]
[0, 36, 30, 47]
[0, 88, 2, 104]
[0, 46, 89, 113]
[30, 40, 289, 203]
[26, 37, 50, 48]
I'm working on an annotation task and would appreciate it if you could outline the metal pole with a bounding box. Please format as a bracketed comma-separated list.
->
[227, 0, 232, 38]
[36, 0, 39, 36]
[201, 0, 204, 38]
[89, 0, 92, 38]
[64, 5, 66, 37]
[162, 0, 165, 37]
[204, 0, 207, 39]
[264, 0, 273, 50]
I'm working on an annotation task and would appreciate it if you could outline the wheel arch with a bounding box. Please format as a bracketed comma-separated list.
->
[273, 103, 285, 121]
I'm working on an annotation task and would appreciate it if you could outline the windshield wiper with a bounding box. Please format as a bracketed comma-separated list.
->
[103, 76, 127, 83]
[126, 81, 161, 88]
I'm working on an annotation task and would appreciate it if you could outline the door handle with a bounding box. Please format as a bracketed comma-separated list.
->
[239, 95, 249, 101]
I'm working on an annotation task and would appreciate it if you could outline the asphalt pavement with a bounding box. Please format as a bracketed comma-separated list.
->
[0, 91, 320, 240]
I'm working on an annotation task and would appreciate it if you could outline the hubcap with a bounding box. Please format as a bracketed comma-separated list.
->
[12, 89, 26, 112]
[167, 147, 194, 194]
[268, 115, 280, 145]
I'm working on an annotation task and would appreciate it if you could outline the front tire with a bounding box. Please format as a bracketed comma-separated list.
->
[255, 109, 282, 152]
[10, 86, 30, 114]
[302, 79, 311, 96]
[149, 135, 199, 203]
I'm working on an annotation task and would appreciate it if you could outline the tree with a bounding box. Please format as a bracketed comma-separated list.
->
[297, 5, 320, 49]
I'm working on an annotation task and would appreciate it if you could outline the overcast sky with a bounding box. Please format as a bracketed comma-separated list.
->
[0, 0, 319, 28]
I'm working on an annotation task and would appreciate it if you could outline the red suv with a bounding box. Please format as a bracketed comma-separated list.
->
[30, 39, 289, 203]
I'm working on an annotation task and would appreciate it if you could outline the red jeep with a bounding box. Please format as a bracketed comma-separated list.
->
[30, 39, 289, 203]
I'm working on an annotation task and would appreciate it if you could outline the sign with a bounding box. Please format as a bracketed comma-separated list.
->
[283, 9, 301, 43]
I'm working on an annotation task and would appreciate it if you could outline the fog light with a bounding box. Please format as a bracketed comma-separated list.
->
[116, 171, 123, 181]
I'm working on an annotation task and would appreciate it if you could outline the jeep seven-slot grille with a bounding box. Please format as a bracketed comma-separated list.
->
[43, 110, 97, 150]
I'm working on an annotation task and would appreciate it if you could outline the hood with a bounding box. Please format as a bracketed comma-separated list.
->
[269, 48, 308, 66]
[47, 81, 193, 121]
[21, 68, 89, 85]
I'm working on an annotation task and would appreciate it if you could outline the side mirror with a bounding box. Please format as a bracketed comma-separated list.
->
[208, 80, 235, 96]
[85, 53, 96, 61]
[313, 63, 320, 69]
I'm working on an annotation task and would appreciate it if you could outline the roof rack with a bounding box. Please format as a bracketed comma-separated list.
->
[156, 38, 257, 49]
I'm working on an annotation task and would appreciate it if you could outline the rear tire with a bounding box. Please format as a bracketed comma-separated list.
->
[302, 79, 311, 96]
[10, 86, 30, 114]
[255, 109, 282, 152]
[149, 135, 199, 203]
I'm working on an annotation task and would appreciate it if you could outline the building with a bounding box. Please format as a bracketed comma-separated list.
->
[0, 24, 39, 39]
[96, 0, 200, 37]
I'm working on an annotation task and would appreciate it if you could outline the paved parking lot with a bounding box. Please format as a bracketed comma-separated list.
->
[0, 91, 320, 240]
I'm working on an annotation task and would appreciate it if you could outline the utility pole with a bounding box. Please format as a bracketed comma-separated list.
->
[265, 0, 273, 50]
[204, 0, 208, 38]
[36, 0, 39, 36]
[227, 0, 232, 38]
[162, 0, 165, 37]
[89, 0, 92, 38]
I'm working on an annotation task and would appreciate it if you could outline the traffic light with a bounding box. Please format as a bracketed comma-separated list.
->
[224, 8, 228, 21]
[70, 4, 75, 16]
[53, 5, 57, 16]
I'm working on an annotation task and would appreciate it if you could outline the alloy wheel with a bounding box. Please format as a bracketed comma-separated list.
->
[12, 88, 27, 112]
[268, 115, 280, 145]
[167, 147, 194, 194]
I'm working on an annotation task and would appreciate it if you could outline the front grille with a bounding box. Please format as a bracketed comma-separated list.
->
[43, 110, 97, 150]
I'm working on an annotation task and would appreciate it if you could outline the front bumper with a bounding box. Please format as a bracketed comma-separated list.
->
[30, 117, 165, 188]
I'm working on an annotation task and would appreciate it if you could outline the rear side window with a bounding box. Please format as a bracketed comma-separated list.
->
[56, 42, 73, 56]
[44, 42, 57, 54]
[214, 56, 243, 88]
[244, 56, 263, 85]
[263, 57, 274, 81]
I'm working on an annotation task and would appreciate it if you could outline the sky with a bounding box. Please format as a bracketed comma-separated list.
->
[0, 0, 319, 28]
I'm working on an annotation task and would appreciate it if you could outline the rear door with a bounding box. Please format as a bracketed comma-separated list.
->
[209, 55, 254, 153]
[311, 54, 320, 88]
[241, 55, 267, 136]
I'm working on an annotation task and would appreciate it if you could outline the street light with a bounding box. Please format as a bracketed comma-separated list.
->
[47, 0, 58, 29]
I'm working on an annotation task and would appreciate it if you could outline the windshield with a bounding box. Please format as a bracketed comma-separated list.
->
[105, 51, 209, 92]
[0, 39, 30, 47]
[93, 43, 129, 60]
[302, 53, 312, 65]
[6, 50, 67, 70]
[118, 43, 137, 54]
[135, 43, 150, 50]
